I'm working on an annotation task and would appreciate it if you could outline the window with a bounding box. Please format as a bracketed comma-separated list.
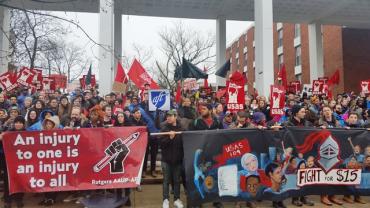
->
[295, 46, 301, 66]
[245, 34, 248, 42]
[236, 58, 239, 70]
[278, 54, 284, 67]
[295, 74, 302, 82]
[244, 52, 248, 63]
[294, 24, 301, 38]
[278, 29, 283, 47]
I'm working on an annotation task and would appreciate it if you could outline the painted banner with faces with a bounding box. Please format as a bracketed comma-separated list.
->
[270, 85, 286, 116]
[183, 128, 370, 206]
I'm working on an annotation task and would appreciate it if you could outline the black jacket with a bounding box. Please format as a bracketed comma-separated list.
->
[190, 116, 224, 130]
[284, 117, 312, 127]
[159, 121, 184, 165]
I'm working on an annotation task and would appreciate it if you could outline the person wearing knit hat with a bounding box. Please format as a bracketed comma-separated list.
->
[284, 105, 312, 127]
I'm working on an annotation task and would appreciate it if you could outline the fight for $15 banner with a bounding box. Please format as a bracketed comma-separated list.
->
[3, 127, 147, 194]
[183, 128, 370, 206]
[226, 71, 245, 112]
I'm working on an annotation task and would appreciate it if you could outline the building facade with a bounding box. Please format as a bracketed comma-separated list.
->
[226, 23, 370, 96]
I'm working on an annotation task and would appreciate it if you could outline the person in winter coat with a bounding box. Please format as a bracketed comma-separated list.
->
[0, 116, 25, 208]
[159, 110, 184, 208]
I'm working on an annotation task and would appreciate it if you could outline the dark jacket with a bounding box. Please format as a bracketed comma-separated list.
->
[159, 121, 184, 165]
[177, 106, 196, 120]
[284, 117, 312, 127]
[129, 116, 146, 126]
[190, 116, 224, 130]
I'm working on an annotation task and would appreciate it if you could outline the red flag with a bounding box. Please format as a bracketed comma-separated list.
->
[175, 81, 182, 104]
[128, 59, 159, 89]
[328, 69, 340, 86]
[277, 65, 288, 89]
[115, 62, 128, 84]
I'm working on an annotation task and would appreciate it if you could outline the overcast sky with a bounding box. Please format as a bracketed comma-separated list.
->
[56, 12, 253, 82]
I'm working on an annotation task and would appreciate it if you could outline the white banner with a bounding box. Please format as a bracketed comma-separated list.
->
[297, 168, 361, 187]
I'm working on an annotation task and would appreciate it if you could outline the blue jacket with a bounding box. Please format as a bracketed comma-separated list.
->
[128, 104, 159, 133]
[27, 109, 63, 131]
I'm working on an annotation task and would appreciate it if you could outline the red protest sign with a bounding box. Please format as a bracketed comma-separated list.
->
[361, 80, 370, 94]
[289, 81, 301, 94]
[2, 127, 147, 194]
[318, 77, 329, 84]
[270, 85, 286, 116]
[0, 71, 18, 91]
[17, 67, 36, 87]
[226, 71, 245, 112]
[82, 74, 96, 89]
[312, 80, 324, 95]
[41, 76, 56, 93]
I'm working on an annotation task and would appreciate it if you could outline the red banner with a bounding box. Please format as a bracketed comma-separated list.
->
[0, 71, 18, 91]
[270, 85, 286, 116]
[361, 80, 370, 94]
[17, 67, 36, 87]
[226, 71, 245, 112]
[3, 127, 147, 194]
[128, 59, 159, 89]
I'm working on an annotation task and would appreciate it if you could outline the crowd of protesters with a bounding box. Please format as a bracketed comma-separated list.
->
[0, 83, 369, 208]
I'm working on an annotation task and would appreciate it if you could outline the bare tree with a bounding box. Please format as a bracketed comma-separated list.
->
[39, 40, 90, 83]
[9, 9, 67, 69]
[156, 21, 215, 89]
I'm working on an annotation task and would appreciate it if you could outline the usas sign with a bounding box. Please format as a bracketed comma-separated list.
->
[2, 127, 147, 194]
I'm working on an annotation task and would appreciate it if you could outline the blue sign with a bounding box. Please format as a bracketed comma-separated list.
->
[148, 90, 170, 111]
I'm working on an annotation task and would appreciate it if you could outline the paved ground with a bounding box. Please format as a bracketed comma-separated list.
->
[2, 184, 370, 208]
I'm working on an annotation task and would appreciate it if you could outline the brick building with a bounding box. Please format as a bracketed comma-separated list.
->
[226, 23, 370, 96]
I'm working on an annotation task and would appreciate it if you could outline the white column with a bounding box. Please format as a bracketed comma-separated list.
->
[254, 0, 274, 97]
[216, 16, 226, 86]
[0, 7, 10, 74]
[98, 0, 114, 95]
[114, 13, 122, 77]
[308, 23, 324, 82]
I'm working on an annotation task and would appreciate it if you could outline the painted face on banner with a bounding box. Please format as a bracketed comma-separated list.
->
[246, 176, 260, 197]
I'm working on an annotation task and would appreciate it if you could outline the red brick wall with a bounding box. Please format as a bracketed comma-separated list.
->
[342, 28, 370, 93]
[322, 26, 344, 96]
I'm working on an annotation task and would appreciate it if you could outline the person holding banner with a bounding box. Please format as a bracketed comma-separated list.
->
[38, 115, 61, 206]
[0, 116, 25, 208]
[190, 103, 223, 208]
[159, 109, 185, 208]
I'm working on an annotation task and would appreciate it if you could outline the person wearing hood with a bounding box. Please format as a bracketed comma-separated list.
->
[0, 116, 25, 208]
[39, 116, 60, 206]
[27, 109, 62, 131]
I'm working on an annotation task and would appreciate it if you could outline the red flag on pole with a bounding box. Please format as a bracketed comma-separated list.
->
[128, 59, 159, 89]
[175, 81, 182, 104]
[328, 69, 340, 86]
[277, 65, 288, 89]
[115, 62, 128, 84]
